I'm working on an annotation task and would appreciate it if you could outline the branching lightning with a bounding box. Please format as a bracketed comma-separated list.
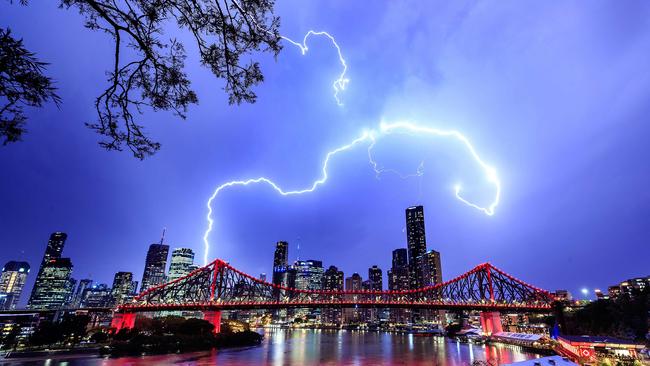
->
[280, 31, 349, 106]
[199, 15, 500, 264]
[202, 121, 501, 265]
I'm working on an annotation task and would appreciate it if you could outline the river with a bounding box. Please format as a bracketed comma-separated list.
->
[0, 329, 544, 365]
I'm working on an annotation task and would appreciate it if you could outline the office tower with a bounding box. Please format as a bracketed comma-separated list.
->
[323, 265, 344, 325]
[72, 279, 93, 308]
[294, 260, 324, 322]
[392, 248, 408, 268]
[27, 258, 73, 310]
[81, 284, 112, 308]
[40, 232, 66, 266]
[168, 248, 195, 281]
[406, 206, 427, 289]
[0, 261, 30, 310]
[344, 273, 363, 324]
[27, 232, 72, 309]
[419, 250, 442, 286]
[111, 272, 135, 305]
[389, 248, 411, 325]
[368, 265, 383, 291]
[259, 273, 267, 282]
[272, 241, 289, 286]
[294, 260, 324, 291]
[140, 243, 169, 292]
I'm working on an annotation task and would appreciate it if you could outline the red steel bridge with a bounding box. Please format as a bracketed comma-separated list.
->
[112, 259, 556, 333]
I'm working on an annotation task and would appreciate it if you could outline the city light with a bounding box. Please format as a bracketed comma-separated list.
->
[202, 121, 500, 265]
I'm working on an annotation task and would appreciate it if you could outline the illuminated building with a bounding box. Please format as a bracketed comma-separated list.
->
[607, 286, 621, 299]
[419, 250, 442, 286]
[388, 248, 410, 325]
[368, 265, 383, 290]
[27, 232, 70, 309]
[272, 241, 289, 287]
[606, 276, 649, 299]
[405, 206, 427, 289]
[27, 257, 73, 310]
[140, 243, 169, 291]
[294, 260, 324, 322]
[81, 283, 113, 308]
[554, 289, 573, 302]
[111, 272, 136, 305]
[344, 273, 363, 324]
[259, 273, 266, 282]
[323, 265, 344, 324]
[168, 248, 195, 281]
[0, 261, 30, 310]
[72, 279, 93, 308]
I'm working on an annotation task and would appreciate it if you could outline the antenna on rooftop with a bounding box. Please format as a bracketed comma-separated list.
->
[160, 227, 166, 245]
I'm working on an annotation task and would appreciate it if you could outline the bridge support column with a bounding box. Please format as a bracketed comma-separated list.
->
[110, 312, 136, 332]
[203, 310, 222, 334]
[480, 311, 503, 335]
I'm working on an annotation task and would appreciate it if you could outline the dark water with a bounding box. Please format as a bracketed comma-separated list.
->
[1, 329, 543, 365]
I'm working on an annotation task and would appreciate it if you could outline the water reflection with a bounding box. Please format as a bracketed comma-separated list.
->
[0, 330, 541, 366]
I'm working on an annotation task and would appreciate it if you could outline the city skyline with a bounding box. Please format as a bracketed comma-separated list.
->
[3, 202, 647, 309]
[2, 1, 650, 310]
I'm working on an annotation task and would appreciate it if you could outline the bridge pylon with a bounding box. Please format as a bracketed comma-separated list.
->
[110, 312, 136, 333]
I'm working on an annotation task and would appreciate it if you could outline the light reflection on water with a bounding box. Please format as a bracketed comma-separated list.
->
[0, 329, 540, 366]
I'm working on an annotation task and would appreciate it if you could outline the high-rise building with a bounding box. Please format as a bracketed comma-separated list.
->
[72, 279, 93, 308]
[406, 206, 427, 289]
[28, 232, 74, 310]
[27, 258, 73, 310]
[392, 248, 408, 268]
[140, 243, 169, 292]
[344, 273, 363, 323]
[323, 265, 344, 325]
[272, 241, 289, 286]
[81, 284, 113, 308]
[259, 273, 267, 282]
[168, 248, 195, 281]
[368, 265, 383, 291]
[40, 232, 66, 266]
[388, 248, 411, 325]
[0, 261, 30, 310]
[419, 250, 442, 287]
[294, 260, 324, 291]
[111, 272, 136, 305]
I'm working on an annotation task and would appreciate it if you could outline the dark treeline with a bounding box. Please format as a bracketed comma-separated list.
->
[563, 289, 649, 344]
[108, 316, 263, 355]
[0, 314, 263, 355]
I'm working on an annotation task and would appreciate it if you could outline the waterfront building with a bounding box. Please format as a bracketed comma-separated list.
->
[0, 261, 30, 310]
[368, 265, 383, 290]
[294, 260, 324, 322]
[388, 248, 411, 325]
[81, 283, 113, 308]
[419, 250, 442, 286]
[27, 257, 73, 310]
[405, 206, 427, 289]
[111, 271, 136, 305]
[272, 241, 289, 287]
[72, 279, 93, 308]
[168, 248, 195, 281]
[344, 273, 363, 324]
[27, 232, 72, 309]
[140, 243, 169, 291]
[322, 265, 344, 325]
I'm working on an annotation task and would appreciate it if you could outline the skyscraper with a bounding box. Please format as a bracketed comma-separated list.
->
[420, 250, 443, 287]
[322, 265, 344, 325]
[72, 279, 93, 308]
[368, 265, 383, 291]
[389, 248, 411, 325]
[28, 232, 74, 310]
[140, 243, 169, 292]
[111, 271, 136, 305]
[406, 206, 427, 289]
[27, 258, 73, 310]
[272, 241, 289, 286]
[0, 261, 30, 310]
[168, 248, 195, 281]
[344, 273, 363, 324]
[294, 260, 324, 291]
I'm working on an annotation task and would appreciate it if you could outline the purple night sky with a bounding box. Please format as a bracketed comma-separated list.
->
[1, 1, 649, 305]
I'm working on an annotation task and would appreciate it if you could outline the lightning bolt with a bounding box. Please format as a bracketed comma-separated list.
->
[202, 121, 501, 265]
[280, 31, 349, 106]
